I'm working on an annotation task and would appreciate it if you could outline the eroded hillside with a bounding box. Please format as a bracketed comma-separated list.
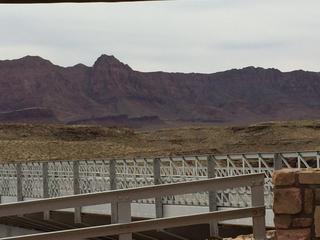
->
[2, 55, 320, 126]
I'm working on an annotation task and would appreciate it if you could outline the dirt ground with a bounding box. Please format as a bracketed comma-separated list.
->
[0, 120, 320, 162]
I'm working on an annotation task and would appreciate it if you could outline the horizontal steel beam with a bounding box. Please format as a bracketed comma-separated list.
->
[0, 173, 264, 217]
[0, 207, 265, 240]
[0, 150, 318, 165]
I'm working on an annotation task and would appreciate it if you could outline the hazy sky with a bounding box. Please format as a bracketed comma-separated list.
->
[0, 0, 319, 73]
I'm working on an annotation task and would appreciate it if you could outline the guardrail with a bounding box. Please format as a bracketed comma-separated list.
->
[0, 174, 266, 240]
[1, 208, 265, 240]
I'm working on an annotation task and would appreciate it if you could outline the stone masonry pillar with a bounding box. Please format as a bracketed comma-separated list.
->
[273, 169, 320, 240]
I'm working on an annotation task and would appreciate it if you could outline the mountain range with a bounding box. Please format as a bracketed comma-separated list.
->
[0, 54, 320, 127]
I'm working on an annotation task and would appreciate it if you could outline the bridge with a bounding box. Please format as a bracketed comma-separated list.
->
[0, 150, 318, 232]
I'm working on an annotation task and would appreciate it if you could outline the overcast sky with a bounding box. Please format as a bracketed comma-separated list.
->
[0, 0, 319, 73]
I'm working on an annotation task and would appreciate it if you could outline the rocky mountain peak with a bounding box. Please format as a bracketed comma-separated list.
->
[93, 54, 132, 71]
[16, 55, 53, 67]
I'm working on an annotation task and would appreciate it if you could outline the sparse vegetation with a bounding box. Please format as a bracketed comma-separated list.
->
[0, 120, 320, 162]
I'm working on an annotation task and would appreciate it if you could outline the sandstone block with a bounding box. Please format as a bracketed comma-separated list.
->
[292, 218, 313, 228]
[315, 189, 320, 204]
[315, 206, 320, 237]
[299, 170, 320, 184]
[272, 169, 298, 186]
[273, 188, 302, 214]
[276, 228, 311, 240]
[304, 189, 314, 214]
[274, 215, 292, 229]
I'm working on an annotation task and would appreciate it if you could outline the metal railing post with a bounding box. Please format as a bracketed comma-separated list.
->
[118, 201, 132, 240]
[251, 179, 266, 240]
[274, 153, 282, 170]
[207, 155, 219, 237]
[42, 162, 50, 220]
[73, 161, 82, 224]
[153, 158, 163, 218]
[110, 159, 118, 223]
[16, 163, 23, 202]
[110, 159, 131, 239]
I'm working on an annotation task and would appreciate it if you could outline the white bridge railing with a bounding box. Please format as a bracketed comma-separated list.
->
[0, 174, 266, 240]
[0, 150, 318, 216]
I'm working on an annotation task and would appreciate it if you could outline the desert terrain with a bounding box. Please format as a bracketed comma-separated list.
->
[0, 120, 319, 162]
